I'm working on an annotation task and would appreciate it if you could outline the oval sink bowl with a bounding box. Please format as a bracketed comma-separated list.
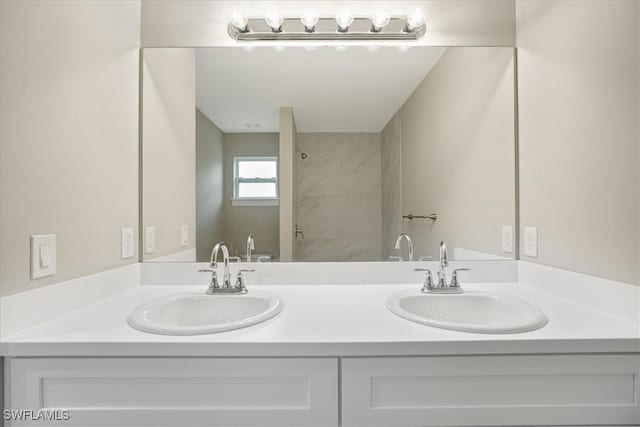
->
[387, 289, 548, 334]
[128, 290, 282, 335]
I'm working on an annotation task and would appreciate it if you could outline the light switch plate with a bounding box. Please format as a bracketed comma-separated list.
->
[181, 225, 188, 247]
[524, 226, 538, 257]
[501, 226, 513, 253]
[121, 227, 134, 259]
[31, 234, 56, 279]
[145, 226, 155, 254]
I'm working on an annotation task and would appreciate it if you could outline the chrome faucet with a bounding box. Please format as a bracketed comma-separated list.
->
[394, 233, 414, 262]
[246, 233, 255, 262]
[414, 240, 469, 294]
[199, 242, 253, 294]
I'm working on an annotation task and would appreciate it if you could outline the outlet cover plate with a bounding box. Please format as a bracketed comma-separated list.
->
[524, 226, 538, 258]
[181, 225, 188, 247]
[501, 226, 513, 253]
[145, 226, 155, 254]
[121, 227, 134, 259]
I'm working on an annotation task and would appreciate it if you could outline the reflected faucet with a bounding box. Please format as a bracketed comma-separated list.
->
[438, 240, 448, 287]
[246, 233, 255, 263]
[394, 233, 414, 262]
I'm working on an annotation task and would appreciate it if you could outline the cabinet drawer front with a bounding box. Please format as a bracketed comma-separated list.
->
[7, 357, 338, 427]
[342, 354, 640, 427]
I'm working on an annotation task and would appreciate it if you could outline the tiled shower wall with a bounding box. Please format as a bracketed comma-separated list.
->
[295, 133, 382, 261]
[380, 111, 403, 261]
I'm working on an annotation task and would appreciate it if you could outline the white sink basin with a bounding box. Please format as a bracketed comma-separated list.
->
[387, 289, 548, 334]
[128, 290, 282, 335]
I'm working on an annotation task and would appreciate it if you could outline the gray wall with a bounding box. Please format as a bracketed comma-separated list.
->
[223, 133, 280, 258]
[517, 0, 640, 283]
[295, 133, 382, 261]
[279, 108, 297, 261]
[0, 0, 141, 297]
[399, 47, 516, 259]
[381, 112, 403, 260]
[142, 48, 196, 261]
[196, 109, 225, 261]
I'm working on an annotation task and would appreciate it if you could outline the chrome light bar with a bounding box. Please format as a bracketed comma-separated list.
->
[228, 16, 427, 42]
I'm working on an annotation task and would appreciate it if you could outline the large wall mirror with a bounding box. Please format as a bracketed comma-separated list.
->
[141, 46, 516, 263]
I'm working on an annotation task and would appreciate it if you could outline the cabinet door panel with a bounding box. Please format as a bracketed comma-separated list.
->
[342, 354, 640, 427]
[7, 357, 338, 427]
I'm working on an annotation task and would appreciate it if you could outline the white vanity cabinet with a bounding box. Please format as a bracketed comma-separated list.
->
[6, 354, 640, 427]
[341, 354, 640, 427]
[6, 357, 338, 427]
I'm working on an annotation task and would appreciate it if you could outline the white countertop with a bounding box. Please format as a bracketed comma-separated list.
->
[1, 282, 638, 357]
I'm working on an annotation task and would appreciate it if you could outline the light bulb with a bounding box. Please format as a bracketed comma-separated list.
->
[301, 10, 319, 32]
[406, 10, 426, 32]
[230, 11, 248, 32]
[265, 12, 284, 32]
[370, 11, 390, 32]
[336, 10, 354, 32]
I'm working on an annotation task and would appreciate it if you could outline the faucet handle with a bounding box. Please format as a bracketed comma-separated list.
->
[199, 268, 219, 290]
[414, 268, 434, 292]
[450, 268, 470, 287]
[388, 256, 402, 261]
[235, 269, 255, 292]
[228, 256, 242, 262]
[418, 255, 433, 261]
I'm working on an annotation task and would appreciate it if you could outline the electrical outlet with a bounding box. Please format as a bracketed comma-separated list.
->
[181, 225, 188, 247]
[524, 226, 538, 257]
[31, 234, 56, 279]
[145, 226, 155, 254]
[501, 226, 513, 253]
[121, 227, 134, 259]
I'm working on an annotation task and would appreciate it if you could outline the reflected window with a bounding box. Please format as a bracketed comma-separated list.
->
[233, 157, 279, 200]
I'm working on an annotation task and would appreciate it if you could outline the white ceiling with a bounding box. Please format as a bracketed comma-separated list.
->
[196, 46, 446, 133]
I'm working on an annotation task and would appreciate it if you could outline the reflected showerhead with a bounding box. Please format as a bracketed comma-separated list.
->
[295, 148, 308, 160]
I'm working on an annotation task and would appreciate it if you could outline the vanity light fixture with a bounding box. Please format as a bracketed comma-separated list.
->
[300, 10, 319, 32]
[231, 11, 249, 33]
[227, 11, 427, 42]
[406, 9, 426, 32]
[265, 12, 284, 33]
[335, 10, 354, 32]
[370, 11, 391, 33]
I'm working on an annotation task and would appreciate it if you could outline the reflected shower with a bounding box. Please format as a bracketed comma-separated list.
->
[295, 148, 308, 160]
